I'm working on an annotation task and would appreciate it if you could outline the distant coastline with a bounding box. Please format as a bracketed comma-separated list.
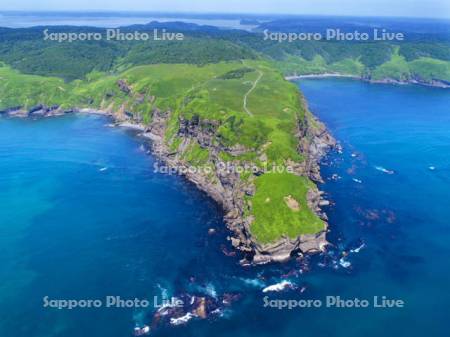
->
[285, 73, 359, 80]
[286, 73, 450, 89]
[0, 102, 335, 266]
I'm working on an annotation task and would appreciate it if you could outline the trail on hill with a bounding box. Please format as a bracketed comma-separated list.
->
[243, 69, 263, 116]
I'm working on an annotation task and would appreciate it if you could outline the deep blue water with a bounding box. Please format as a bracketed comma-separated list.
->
[296, 79, 450, 336]
[1, 79, 449, 337]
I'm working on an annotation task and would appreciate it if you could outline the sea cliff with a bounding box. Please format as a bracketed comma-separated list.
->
[136, 104, 336, 265]
[0, 61, 336, 265]
[1, 100, 336, 265]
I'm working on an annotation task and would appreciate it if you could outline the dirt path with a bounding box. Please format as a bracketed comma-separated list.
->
[243, 69, 263, 116]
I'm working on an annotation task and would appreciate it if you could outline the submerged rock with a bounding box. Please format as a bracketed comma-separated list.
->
[147, 291, 240, 332]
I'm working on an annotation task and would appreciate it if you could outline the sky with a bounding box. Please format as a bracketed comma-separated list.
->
[1, 0, 450, 19]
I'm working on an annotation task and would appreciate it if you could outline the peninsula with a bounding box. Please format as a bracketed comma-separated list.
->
[1, 19, 448, 264]
[0, 60, 335, 264]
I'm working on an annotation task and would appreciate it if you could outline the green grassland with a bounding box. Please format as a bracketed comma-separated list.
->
[0, 66, 69, 109]
[1, 26, 449, 84]
[0, 60, 324, 244]
[274, 54, 365, 77]
[369, 47, 450, 82]
[2, 29, 448, 244]
[274, 48, 450, 82]
[1, 25, 449, 248]
[408, 58, 450, 82]
[372, 54, 450, 82]
[371, 51, 410, 80]
[251, 173, 325, 244]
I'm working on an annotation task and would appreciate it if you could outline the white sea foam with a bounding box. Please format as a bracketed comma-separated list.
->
[133, 325, 150, 335]
[350, 243, 366, 253]
[239, 277, 266, 288]
[170, 313, 196, 326]
[210, 308, 224, 317]
[157, 296, 183, 313]
[339, 258, 351, 268]
[375, 166, 395, 174]
[262, 280, 294, 293]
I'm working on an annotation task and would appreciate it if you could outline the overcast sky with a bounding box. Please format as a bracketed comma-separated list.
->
[1, 0, 450, 19]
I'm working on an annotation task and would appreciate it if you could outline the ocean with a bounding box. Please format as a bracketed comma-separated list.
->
[0, 79, 449, 336]
[0, 11, 257, 30]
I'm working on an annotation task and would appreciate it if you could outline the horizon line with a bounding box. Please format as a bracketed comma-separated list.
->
[0, 10, 449, 21]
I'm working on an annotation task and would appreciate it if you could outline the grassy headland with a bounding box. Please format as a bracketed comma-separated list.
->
[0, 58, 325, 248]
[3, 21, 446, 260]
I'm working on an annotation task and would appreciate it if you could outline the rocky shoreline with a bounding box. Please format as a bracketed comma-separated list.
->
[1, 100, 336, 266]
[285, 73, 359, 80]
[366, 77, 450, 88]
[136, 105, 336, 265]
[286, 73, 450, 88]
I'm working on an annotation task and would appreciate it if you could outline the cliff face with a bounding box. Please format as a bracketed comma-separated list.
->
[137, 104, 336, 265]
[1, 60, 337, 266]
[1, 101, 335, 265]
[248, 111, 336, 264]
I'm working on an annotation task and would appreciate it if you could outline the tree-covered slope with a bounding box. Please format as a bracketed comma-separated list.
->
[1, 24, 449, 84]
[0, 26, 257, 81]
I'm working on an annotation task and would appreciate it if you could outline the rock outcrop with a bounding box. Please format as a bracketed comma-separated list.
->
[1, 104, 71, 117]
[2, 95, 336, 266]
[136, 102, 336, 265]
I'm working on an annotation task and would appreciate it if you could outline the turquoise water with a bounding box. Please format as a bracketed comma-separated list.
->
[1, 79, 449, 337]
[0, 115, 234, 336]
